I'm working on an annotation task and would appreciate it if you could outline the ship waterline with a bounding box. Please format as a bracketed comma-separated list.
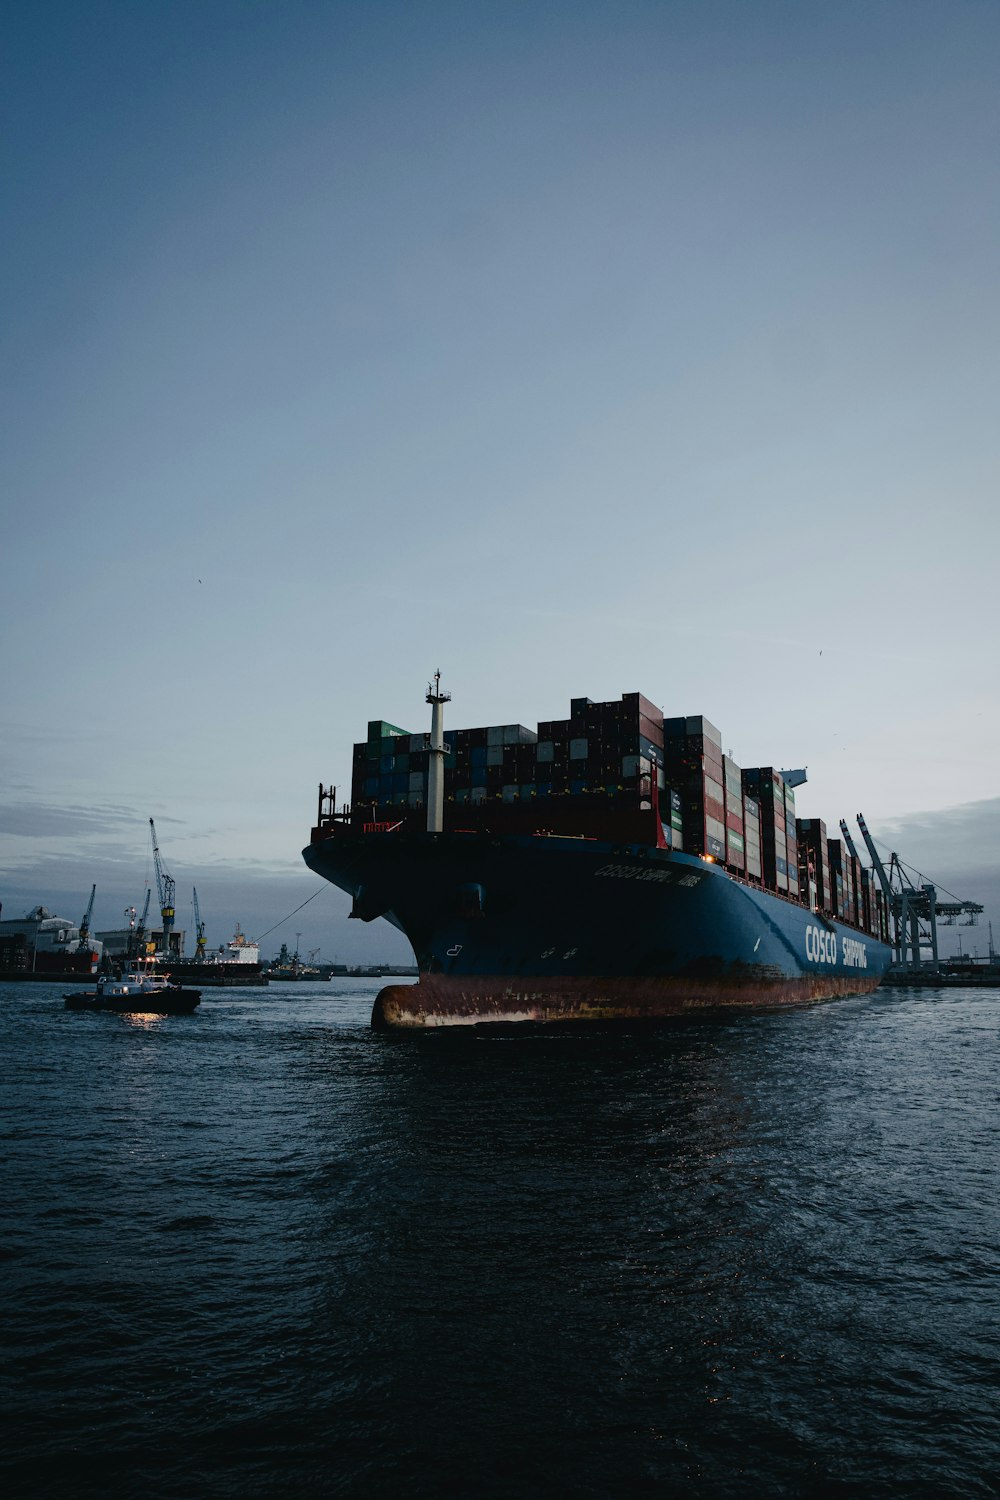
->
[371, 972, 886, 1028]
[302, 831, 892, 1029]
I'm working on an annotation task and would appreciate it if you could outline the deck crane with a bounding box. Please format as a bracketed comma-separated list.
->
[192, 888, 207, 962]
[855, 813, 983, 969]
[149, 818, 176, 958]
[78, 884, 96, 952]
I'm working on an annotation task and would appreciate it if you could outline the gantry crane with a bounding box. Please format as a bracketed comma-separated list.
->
[192, 888, 207, 962]
[855, 813, 983, 969]
[149, 818, 176, 958]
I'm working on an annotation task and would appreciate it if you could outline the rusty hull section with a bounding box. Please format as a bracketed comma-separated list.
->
[372, 971, 883, 1029]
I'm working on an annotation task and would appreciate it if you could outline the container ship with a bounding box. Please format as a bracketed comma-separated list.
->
[303, 679, 894, 1028]
[150, 927, 267, 987]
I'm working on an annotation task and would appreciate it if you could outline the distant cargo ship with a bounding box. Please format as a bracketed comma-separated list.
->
[208, 924, 260, 965]
[304, 680, 893, 1028]
[0, 905, 103, 977]
[155, 925, 267, 987]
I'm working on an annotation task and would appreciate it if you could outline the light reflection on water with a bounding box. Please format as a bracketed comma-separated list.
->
[2, 979, 999, 1498]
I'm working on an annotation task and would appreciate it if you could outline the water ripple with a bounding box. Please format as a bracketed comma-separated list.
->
[2, 979, 999, 1497]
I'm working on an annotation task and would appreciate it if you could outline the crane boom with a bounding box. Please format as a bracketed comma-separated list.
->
[856, 813, 893, 902]
[149, 818, 176, 956]
[192, 887, 206, 961]
[78, 883, 96, 946]
[838, 819, 861, 864]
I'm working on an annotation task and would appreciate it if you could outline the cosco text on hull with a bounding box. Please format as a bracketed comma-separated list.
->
[805, 924, 868, 968]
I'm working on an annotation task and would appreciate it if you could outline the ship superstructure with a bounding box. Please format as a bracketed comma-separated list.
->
[211, 925, 260, 964]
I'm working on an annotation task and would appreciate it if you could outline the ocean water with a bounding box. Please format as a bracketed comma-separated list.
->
[2, 979, 999, 1498]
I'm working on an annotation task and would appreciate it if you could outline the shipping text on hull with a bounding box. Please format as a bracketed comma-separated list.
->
[304, 683, 895, 1029]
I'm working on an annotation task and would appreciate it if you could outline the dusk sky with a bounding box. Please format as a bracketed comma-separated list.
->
[2, 0, 998, 961]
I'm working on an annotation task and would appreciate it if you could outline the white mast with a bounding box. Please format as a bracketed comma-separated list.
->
[426, 670, 451, 833]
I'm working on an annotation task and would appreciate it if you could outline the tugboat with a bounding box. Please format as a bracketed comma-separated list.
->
[64, 964, 201, 1014]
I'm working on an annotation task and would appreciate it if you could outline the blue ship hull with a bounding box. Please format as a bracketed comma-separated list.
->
[303, 831, 893, 1028]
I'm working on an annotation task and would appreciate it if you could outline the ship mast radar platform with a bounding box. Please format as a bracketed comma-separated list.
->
[425, 671, 451, 834]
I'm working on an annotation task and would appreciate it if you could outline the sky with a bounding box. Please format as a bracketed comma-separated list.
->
[2, 0, 998, 962]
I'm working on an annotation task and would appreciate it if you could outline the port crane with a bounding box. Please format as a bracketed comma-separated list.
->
[78, 884, 96, 952]
[192, 888, 207, 962]
[855, 813, 983, 969]
[136, 888, 152, 955]
[149, 818, 176, 958]
[123, 888, 153, 959]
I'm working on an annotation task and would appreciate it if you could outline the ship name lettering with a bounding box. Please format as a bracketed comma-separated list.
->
[841, 936, 868, 969]
[805, 924, 838, 965]
[594, 863, 673, 883]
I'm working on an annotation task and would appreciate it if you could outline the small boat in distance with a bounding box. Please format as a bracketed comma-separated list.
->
[64, 964, 201, 1014]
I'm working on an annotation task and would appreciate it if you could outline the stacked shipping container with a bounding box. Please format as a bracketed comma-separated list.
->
[348, 695, 884, 939]
[850, 852, 864, 926]
[721, 755, 746, 873]
[826, 839, 850, 922]
[663, 716, 726, 861]
[784, 783, 799, 897]
[742, 768, 790, 892]
[354, 719, 415, 810]
[744, 795, 763, 881]
[796, 819, 832, 912]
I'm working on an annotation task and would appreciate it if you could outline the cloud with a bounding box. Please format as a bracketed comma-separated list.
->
[0, 844, 303, 890]
[0, 800, 144, 839]
[0, 800, 209, 879]
[870, 797, 1000, 884]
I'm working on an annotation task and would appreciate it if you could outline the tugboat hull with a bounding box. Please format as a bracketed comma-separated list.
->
[64, 989, 201, 1014]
